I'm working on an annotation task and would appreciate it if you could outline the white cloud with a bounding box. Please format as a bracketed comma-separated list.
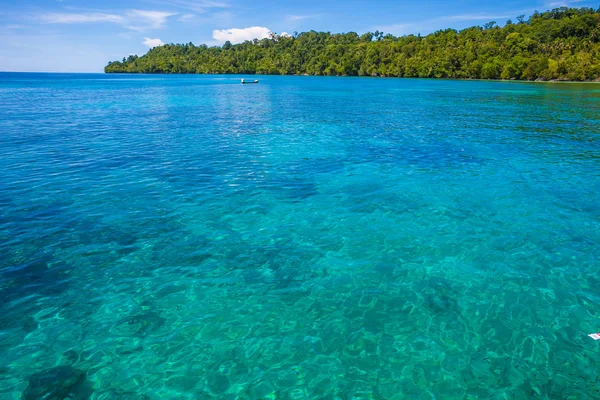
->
[280, 32, 291, 37]
[143, 37, 164, 47]
[37, 9, 177, 31]
[212, 26, 270, 44]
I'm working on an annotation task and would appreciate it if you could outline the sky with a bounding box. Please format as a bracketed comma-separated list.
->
[0, 0, 596, 72]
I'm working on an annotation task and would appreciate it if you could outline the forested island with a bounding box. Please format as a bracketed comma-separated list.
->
[106, 7, 600, 81]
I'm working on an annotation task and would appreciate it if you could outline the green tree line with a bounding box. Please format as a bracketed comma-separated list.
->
[105, 7, 600, 81]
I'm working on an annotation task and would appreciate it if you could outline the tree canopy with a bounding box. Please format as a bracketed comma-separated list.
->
[105, 7, 600, 81]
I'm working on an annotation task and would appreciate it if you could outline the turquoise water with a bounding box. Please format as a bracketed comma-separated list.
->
[1, 73, 600, 399]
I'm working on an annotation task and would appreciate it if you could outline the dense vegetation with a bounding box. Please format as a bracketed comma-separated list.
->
[106, 7, 600, 81]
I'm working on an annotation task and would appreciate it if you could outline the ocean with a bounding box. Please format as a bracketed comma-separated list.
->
[1, 73, 600, 399]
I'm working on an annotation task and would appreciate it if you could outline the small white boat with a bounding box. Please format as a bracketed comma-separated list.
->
[241, 78, 259, 84]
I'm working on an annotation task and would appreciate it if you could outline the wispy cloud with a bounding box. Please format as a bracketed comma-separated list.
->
[39, 12, 124, 24]
[286, 14, 320, 21]
[178, 13, 195, 22]
[149, 0, 229, 13]
[126, 10, 176, 30]
[212, 11, 234, 25]
[212, 26, 270, 44]
[3, 24, 28, 30]
[37, 9, 177, 31]
[546, 0, 585, 7]
[0, 33, 115, 72]
[143, 37, 164, 47]
[373, 9, 527, 37]
[374, 23, 416, 36]
[436, 13, 510, 21]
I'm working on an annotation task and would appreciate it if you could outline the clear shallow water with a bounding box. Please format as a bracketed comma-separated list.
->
[1, 73, 600, 399]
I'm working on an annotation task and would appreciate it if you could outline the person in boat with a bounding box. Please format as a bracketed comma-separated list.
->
[241, 78, 245, 83]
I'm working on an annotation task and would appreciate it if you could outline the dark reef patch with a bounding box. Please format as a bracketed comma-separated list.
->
[21, 366, 92, 400]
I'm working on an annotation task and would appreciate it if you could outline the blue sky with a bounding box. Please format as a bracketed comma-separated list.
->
[0, 0, 595, 72]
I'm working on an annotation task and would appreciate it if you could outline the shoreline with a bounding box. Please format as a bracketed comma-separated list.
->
[101, 72, 600, 84]
[3, 71, 598, 84]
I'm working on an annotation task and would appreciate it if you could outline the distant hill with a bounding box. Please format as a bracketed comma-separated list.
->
[106, 7, 600, 81]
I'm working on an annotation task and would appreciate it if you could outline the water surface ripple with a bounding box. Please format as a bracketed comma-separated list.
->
[1, 73, 600, 399]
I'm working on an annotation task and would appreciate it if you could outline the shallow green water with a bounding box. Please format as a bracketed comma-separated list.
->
[1, 73, 600, 399]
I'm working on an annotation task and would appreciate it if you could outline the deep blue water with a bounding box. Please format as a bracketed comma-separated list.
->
[1, 73, 600, 399]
